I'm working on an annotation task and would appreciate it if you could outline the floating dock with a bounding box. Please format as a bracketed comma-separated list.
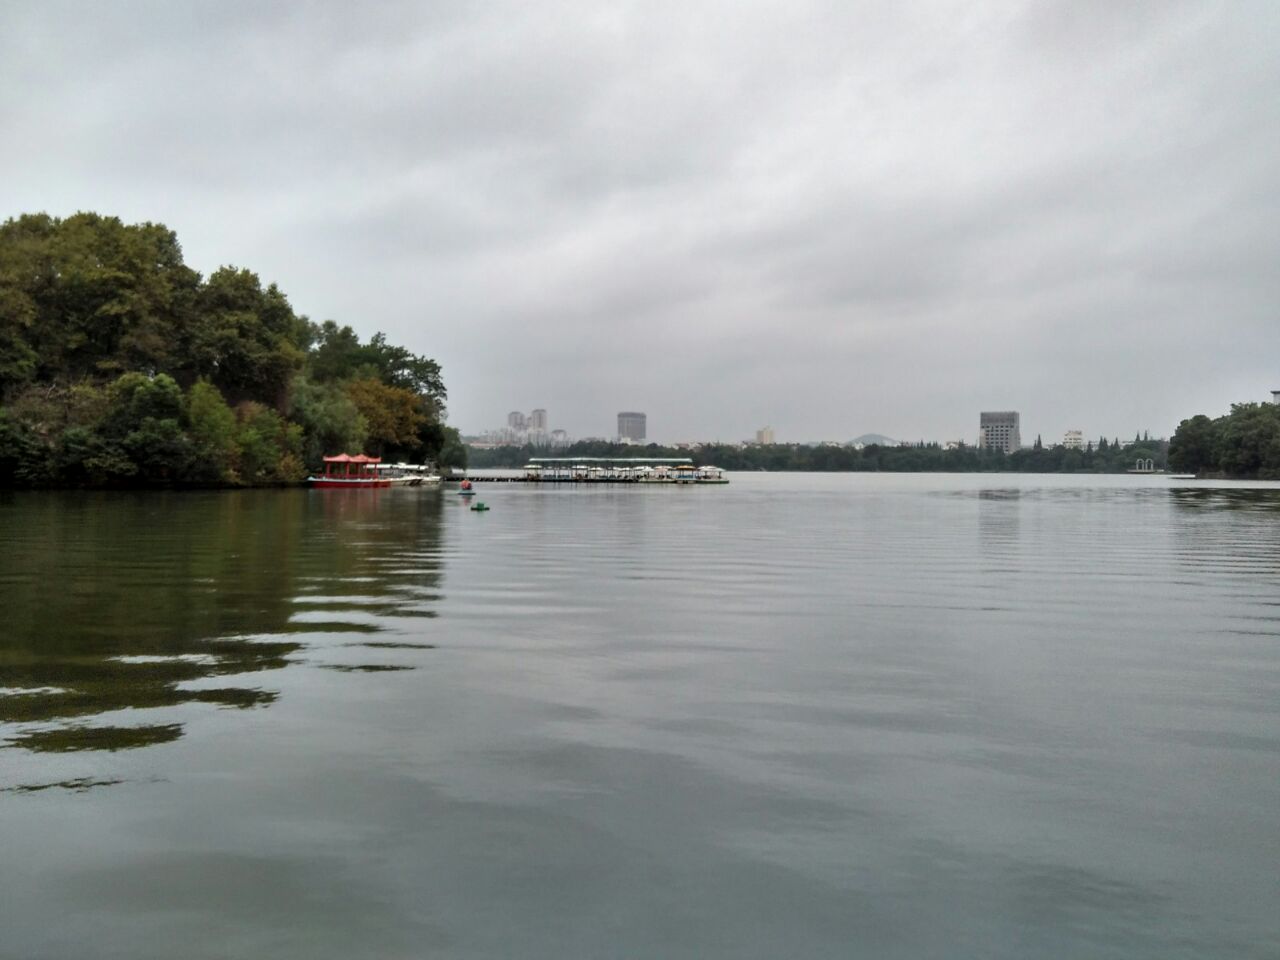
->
[462, 457, 728, 484]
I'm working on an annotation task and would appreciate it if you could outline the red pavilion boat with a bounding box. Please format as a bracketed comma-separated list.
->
[308, 454, 392, 488]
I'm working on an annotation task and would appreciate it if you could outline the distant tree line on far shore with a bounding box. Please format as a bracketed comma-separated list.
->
[467, 435, 1170, 473]
[1169, 403, 1280, 479]
[0, 212, 465, 488]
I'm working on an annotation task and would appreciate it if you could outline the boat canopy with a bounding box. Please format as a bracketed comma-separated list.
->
[324, 454, 381, 463]
[525, 457, 694, 464]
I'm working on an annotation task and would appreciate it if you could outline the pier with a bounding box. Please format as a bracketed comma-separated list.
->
[462, 457, 728, 484]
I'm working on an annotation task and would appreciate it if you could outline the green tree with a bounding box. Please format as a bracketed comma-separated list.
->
[435, 425, 468, 471]
[56, 426, 134, 485]
[102, 372, 185, 436]
[93, 373, 187, 481]
[306, 322, 447, 405]
[344, 378, 426, 456]
[1168, 415, 1220, 475]
[0, 213, 200, 385]
[306, 320, 365, 383]
[122, 416, 192, 481]
[188, 268, 306, 407]
[186, 380, 237, 482]
[1217, 403, 1280, 479]
[234, 402, 304, 485]
[289, 376, 368, 469]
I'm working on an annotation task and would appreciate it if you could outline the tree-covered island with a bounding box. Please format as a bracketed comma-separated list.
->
[0, 212, 464, 487]
[1168, 402, 1280, 479]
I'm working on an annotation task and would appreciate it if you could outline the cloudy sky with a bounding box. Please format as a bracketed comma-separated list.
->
[3, 1, 1277, 443]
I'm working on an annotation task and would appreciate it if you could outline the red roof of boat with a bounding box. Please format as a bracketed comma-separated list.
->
[323, 454, 381, 463]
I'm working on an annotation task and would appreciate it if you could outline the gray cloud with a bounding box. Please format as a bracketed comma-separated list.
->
[3, 0, 1277, 444]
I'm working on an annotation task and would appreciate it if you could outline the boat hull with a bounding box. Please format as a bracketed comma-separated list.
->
[308, 477, 392, 488]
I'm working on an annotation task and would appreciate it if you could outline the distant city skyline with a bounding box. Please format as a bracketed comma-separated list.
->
[480, 406, 568, 446]
[466, 403, 1192, 449]
[460, 386, 1280, 448]
[467, 410, 1178, 450]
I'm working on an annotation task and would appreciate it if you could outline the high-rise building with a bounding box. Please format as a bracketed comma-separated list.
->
[1063, 430, 1084, 450]
[617, 411, 647, 442]
[528, 409, 548, 431]
[1272, 389, 1280, 404]
[507, 411, 526, 431]
[979, 411, 1021, 454]
[756, 426, 774, 445]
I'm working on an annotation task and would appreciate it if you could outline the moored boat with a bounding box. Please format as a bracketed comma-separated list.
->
[308, 454, 392, 488]
[375, 463, 443, 486]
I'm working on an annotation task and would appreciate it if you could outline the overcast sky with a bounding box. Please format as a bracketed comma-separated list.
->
[3, 1, 1277, 443]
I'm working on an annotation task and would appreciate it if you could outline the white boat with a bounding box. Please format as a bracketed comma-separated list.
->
[376, 463, 443, 486]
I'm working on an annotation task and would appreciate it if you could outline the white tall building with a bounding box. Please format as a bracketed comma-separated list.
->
[979, 411, 1021, 454]
[617, 411, 646, 442]
[1063, 430, 1084, 450]
[756, 426, 775, 445]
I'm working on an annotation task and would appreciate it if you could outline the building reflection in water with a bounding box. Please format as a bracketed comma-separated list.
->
[976, 487, 1022, 572]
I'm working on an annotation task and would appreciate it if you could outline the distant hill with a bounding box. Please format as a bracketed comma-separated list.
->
[849, 433, 897, 447]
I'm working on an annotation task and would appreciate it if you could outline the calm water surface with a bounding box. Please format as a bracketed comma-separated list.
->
[2, 474, 1278, 958]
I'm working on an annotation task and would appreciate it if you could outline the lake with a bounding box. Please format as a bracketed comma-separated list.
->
[2, 474, 1278, 959]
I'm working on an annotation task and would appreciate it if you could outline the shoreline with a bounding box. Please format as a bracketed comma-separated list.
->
[7, 469, 1280, 492]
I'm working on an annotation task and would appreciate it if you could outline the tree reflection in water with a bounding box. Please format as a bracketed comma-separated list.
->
[0, 488, 445, 778]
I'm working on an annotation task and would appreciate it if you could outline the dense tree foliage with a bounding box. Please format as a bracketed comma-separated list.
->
[1169, 403, 1280, 478]
[0, 212, 462, 487]
[467, 437, 1169, 473]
